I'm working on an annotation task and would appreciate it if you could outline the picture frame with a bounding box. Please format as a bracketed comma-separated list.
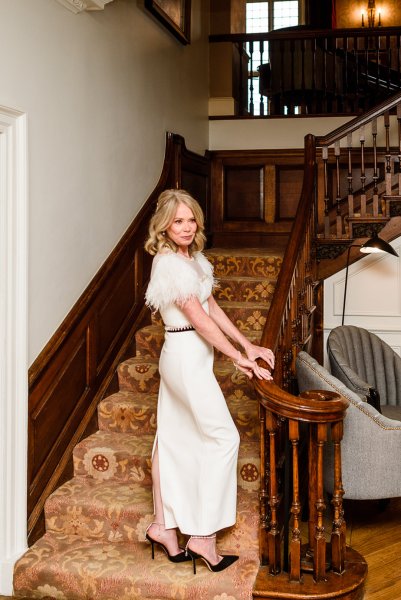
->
[144, 0, 191, 45]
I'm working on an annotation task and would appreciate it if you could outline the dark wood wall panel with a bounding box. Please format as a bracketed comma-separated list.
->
[210, 148, 305, 247]
[224, 166, 264, 221]
[277, 166, 304, 220]
[28, 133, 210, 542]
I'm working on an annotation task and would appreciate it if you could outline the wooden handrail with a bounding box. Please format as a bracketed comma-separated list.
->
[209, 26, 401, 44]
[316, 90, 401, 147]
[261, 133, 316, 356]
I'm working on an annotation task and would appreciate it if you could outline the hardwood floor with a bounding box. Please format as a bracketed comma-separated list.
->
[345, 497, 401, 599]
[1, 498, 400, 599]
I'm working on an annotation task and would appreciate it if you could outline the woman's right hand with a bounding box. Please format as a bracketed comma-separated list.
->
[234, 354, 273, 381]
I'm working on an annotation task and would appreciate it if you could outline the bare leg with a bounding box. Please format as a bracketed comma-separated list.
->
[148, 443, 182, 555]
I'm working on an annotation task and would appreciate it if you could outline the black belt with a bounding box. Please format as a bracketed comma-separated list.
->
[165, 325, 195, 333]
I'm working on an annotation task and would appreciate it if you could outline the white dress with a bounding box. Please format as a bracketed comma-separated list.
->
[145, 251, 240, 535]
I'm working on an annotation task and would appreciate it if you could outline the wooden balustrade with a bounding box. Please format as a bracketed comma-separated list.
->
[315, 90, 401, 266]
[209, 27, 401, 117]
[253, 133, 369, 597]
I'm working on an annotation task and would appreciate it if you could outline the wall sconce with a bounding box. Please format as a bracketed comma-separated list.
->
[361, 0, 382, 27]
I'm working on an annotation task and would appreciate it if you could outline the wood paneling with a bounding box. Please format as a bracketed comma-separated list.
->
[210, 149, 305, 247]
[27, 133, 209, 542]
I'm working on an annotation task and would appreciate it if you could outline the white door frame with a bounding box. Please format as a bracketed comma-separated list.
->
[0, 106, 28, 595]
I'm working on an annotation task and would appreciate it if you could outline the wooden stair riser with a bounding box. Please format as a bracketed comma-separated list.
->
[73, 430, 259, 487]
[206, 251, 282, 279]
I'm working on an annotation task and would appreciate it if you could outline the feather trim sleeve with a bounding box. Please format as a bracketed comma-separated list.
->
[145, 253, 202, 312]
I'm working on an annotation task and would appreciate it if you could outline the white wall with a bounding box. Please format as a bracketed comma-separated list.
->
[209, 116, 354, 150]
[324, 235, 401, 367]
[0, 0, 209, 364]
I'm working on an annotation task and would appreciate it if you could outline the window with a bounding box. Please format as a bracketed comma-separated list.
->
[246, 0, 301, 114]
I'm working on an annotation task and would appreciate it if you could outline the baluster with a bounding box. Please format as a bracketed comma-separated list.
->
[372, 118, 379, 216]
[330, 421, 346, 574]
[259, 41, 265, 116]
[259, 403, 269, 564]
[289, 420, 301, 581]
[398, 102, 401, 196]
[384, 110, 392, 196]
[347, 133, 354, 232]
[249, 41, 254, 116]
[334, 141, 342, 238]
[314, 423, 327, 582]
[266, 410, 281, 574]
[290, 38, 295, 115]
[359, 126, 366, 217]
[322, 146, 330, 237]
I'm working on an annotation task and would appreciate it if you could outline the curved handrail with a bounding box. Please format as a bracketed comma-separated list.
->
[316, 90, 401, 147]
[261, 133, 316, 355]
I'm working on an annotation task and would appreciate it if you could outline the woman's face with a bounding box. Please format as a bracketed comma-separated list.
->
[166, 202, 197, 254]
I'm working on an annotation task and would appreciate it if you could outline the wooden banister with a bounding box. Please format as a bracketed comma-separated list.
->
[253, 118, 374, 598]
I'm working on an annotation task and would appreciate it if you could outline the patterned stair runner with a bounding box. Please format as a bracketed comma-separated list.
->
[13, 248, 282, 600]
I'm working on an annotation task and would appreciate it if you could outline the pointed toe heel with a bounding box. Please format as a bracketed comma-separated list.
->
[145, 524, 192, 563]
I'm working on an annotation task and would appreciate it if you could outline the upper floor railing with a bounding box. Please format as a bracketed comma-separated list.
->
[209, 27, 401, 117]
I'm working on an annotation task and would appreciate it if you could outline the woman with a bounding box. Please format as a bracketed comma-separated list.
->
[144, 189, 274, 573]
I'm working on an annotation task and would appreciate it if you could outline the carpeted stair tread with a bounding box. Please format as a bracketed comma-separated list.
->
[13, 529, 260, 600]
[117, 355, 257, 397]
[45, 478, 153, 541]
[43, 478, 258, 547]
[97, 390, 156, 434]
[135, 324, 262, 361]
[98, 388, 259, 440]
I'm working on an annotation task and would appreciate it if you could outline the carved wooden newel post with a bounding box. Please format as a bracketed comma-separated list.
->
[254, 383, 367, 600]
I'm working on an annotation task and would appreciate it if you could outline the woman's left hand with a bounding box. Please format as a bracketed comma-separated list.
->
[245, 344, 275, 370]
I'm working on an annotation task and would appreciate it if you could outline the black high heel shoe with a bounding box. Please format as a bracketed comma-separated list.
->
[145, 523, 192, 563]
[185, 535, 239, 574]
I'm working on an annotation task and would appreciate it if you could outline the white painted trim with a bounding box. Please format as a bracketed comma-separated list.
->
[55, 0, 114, 14]
[0, 106, 28, 596]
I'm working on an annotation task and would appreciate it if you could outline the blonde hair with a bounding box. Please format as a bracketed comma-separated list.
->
[145, 189, 206, 256]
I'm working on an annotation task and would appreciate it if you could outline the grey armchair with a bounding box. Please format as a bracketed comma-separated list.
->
[327, 325, 401, 419]
[296, 351, 401, 500]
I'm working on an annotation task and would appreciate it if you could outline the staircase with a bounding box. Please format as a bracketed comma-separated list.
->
[13, 248, 283, 600]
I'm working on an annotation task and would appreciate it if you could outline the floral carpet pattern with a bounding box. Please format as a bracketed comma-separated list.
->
[13, 248, 282, 600]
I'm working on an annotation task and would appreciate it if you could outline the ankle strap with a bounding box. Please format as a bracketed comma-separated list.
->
[189, 534, 216, 539]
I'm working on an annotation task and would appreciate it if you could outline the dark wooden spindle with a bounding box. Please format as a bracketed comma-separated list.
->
[359, 125, 367, 216]
[347, 133, 354, 231]
[266, 411, 281, 575]
[335, 141, 342, 237]
[372, 118, 379, 216]
[314, 423, 327, 582]
[322, 146, 330, 237]
[384, 110, 392, 195]
[259, 40, 265, 116]
[330, 421, 346, 574]
[289, 419, 301, 582]
[249, 40, 254, 116]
